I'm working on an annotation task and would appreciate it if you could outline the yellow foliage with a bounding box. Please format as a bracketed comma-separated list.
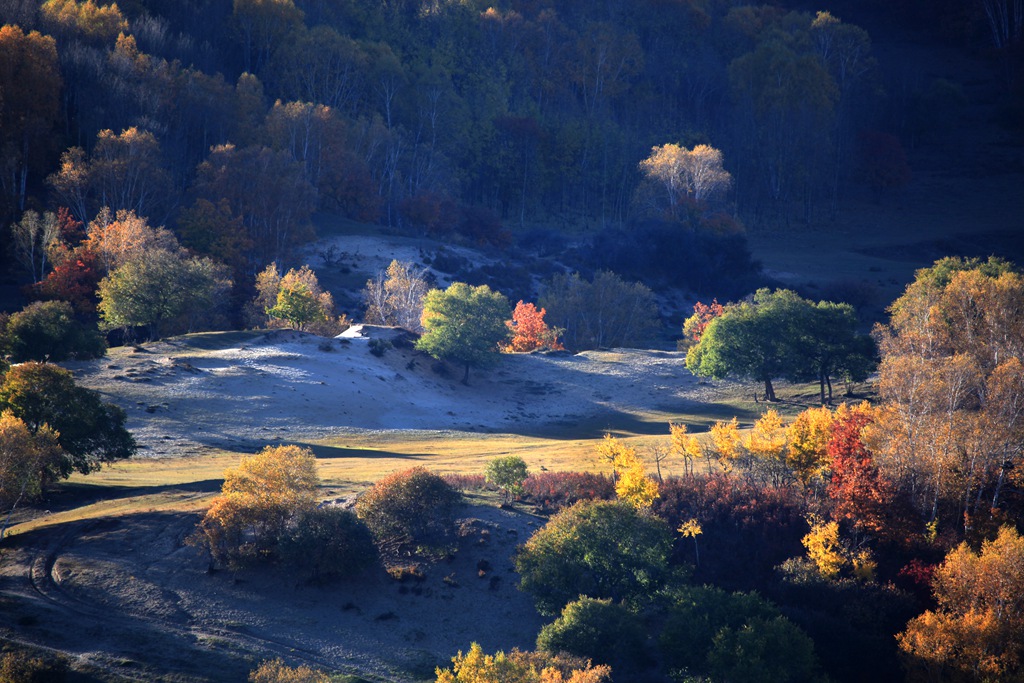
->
[437, 643, 611, 683]
[709, 417, 742, 470]
[801, 517, 846, 579]
[599, 435, 659, 509]
[669, 423, 704, 475]
[678, 518, 702, 538]
[746, 409, 787, 461]
[249, 658, 329, 683]
[851, 549, 876, 582]
[785, 405, 835, 484]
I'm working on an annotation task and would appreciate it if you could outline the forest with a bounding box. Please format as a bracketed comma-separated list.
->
[2, 0, 1024, 680]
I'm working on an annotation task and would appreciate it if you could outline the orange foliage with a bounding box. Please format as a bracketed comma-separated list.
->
[505, 300, 564, 352]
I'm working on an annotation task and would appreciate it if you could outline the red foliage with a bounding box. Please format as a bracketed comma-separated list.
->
[687, 298, 724, 341]
[442, 473, 487, 492]
[56, 207, 86, 245]
[31, 246, 102, 315]
[521, 471, 615, 513]
[654, 474, 807, 587]
[896, 558, 936, 598]
[825, 412, 894, 538]
[506, 300, 563, 352]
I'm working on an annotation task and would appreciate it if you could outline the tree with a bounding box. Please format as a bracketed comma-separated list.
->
[639, 143, 732, 217]
[597, 436, 659, 510]
[97, 249, 232, 340]
[515, 500, 673, 615]
[10, 210, 61, 283]
[277, 506, 377, 582]
[363, 260, 429, 333]
[484, 455, 529, 505]
[541, 272, 659, 352]
[267, 282, 325, 331]
[682, 299, 725, 344]
[0, 362, 136, 473]
[536, 597, 649, 676]
[0, 412, 64, 540]
[195, 445, 320, 568]
[355, 466, 461, 552]
[436, 643, 611, 683]
[416, 282, 511, 384]
[252, 263, 340, 334]
[83, 208, 179, 274]
[785, 405, 837, 485]
[0, 26, 61, 216]
[2, 300, 105, 362]
[898, 526, 1024, 681]
[504, 300, 564, 352]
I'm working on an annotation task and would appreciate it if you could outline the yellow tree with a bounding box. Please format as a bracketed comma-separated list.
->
[0, 412, 63, 540]
[638, 143, 732, 217]
[709, 417, 743, 472]
[801, 516, 846, 579]
[745, 409, 792, 487]
[195, 445, 319, 567]
[669, 423, 706, 477]
[436, 643, 612, 683]
[597, 435, 658, 509]
[898, 526, 1024, 680]
[786, 405, 836, 485]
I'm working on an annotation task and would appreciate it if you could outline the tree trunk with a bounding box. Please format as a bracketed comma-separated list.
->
[764, 377, 776, 402]
[462, 363, 470, 385]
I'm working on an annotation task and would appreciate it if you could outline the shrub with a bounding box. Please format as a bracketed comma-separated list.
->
[278, 506, 378, 582]
[484, 455, 529, 505]
[515, 500, 673, 615]
[442, 473, 487, 492]
[249, 658, 329, 683]
[0, 650, 68, 682]
[521, 472, 615, 513]
[355, 467, 461, 552]
[436, 643, 611, 683]
[1, 300, 105, 362]
[536, 597, 650, 675]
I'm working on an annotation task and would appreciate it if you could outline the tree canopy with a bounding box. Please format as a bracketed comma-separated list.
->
[416, 282, 510, 384]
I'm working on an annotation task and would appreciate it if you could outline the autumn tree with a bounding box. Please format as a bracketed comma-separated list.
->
[484, 455, 529, 505]
[436, 643, 611, 683]
[267, 282, 325, 331]
[870, 257, 1024, 529]
[355, 466, 461, 552]
[0, 362, 135, 473]
[898, 526, 1024, 680]
[0, 412, 64, 540]
[682, 299, 724, 344]
[97, 249, 232, 340]
[515, 500, 673, 615]
[362, 260, 429, 333]
[504, 300, 563, 352]
[82, 208, 178, 274]
[0, 26, 61, 216]
[417, 282, 510, 384]
[639, 143, 732, 218]
[249, 659, 329, 683]
[195, 445, 320, 568]
[541, 271, 659, 352]
[597, 435, 659, 510]
[785, 405, 838, 485]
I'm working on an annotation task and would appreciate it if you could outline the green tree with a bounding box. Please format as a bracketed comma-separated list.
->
[541, 271, 659, 352]
[97, 249, 232, 340]
[708, 616, 820, 683]
[416, 282, 511, 384]
[0, 362, 135, 473]
[536, 597, 649, 676]
[267, 281, 325, 330]
[277, 506, 378, 583]
[514, 500, 673, 615]
[0, 411, 64, 540]
[484, 455, 529, 505]
[2, 300, 106, 362]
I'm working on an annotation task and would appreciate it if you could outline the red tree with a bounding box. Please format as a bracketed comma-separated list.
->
[506, 300, 563, 352]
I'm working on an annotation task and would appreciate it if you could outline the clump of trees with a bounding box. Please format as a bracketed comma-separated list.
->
[416, 282, 510, 384]
[540, 271, 659, 351]
[436, 643, 610, 683]
[363, 259, 429, 333]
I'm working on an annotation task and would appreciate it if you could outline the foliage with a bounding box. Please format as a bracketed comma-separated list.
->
[682, 299, 725, 344]
[870, 257, 1024, 530]
[252, 263, 336, 333]
[521, 472, 616, 513]
[0, 412, 64, 540]
[514, 500, 673, 615]
[596, 435, 658, 510]
[416, 282, 511, 384]
[267, 282, 326, 330]
[97, 249, 232, 340]
[744, 409, 793, 487]
[484, 455, 529, 505]
[355, 466, 461, 552]
[194, 445, 319, 568]
[669, 423, 706, 478]
[898, 526, 1024, 681]
[541, 272, 659, 352]
[277, 506, 377, 583]
[536, 597, 649, 676]
[0, 362, 135, 473]
[504, 301, 564, 353]
[248, 658, 330, 683]
[638, 143, 732, 218]
[436, 643, 611, 683]
[687, 289, 874, 403]
[9, 210, 61, 283]
[801, 517, 846, 579]
[363, 260, 429, 333]
[1, 301, 105, 362]
[785, 405, 838, 485]
[706, 615, 820, 683]
[0, 649, 68, 683]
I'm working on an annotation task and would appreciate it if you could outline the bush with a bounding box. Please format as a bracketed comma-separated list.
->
[249, 658, 329, 683]
[515, 500, 673, 615]
[653, 474, 806, 589]
[521, 471, 615, 513]
[484, 455, 529, 505]
[278, 507, 378, 582]
[0, 650, 68, 682]
[356, 467, 461, 552]
[442, 473, 487, 492]
[1, 300, 105, 362]
[536, 597, 650, 676]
